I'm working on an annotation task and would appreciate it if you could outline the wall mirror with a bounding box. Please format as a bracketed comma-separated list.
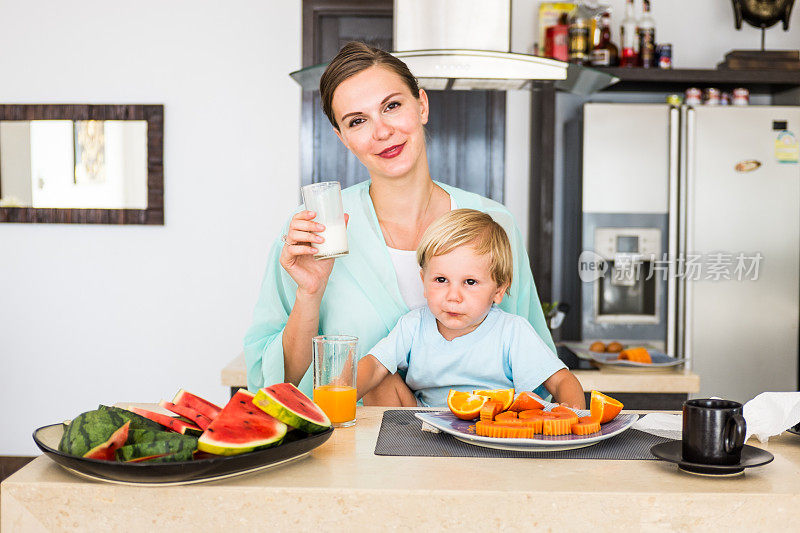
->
[0, 104, 163, 224]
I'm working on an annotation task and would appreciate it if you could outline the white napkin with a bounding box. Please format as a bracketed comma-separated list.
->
[743, 391, 800, 443]
[632, 413, 683, 440]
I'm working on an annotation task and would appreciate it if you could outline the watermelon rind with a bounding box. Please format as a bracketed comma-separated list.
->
[116, 436, 197, 462]
[97, 405, 165, 431]
[253, 383, 331, 434]
[59, 410, 131, 457]
[197, 389, 287, 456]
[83, 421, 131, 461]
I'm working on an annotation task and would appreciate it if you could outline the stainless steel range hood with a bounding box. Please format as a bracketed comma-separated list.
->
[289, 0, 618, 95]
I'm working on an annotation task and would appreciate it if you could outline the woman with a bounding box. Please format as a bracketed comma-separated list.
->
[244, 41, 556, 405]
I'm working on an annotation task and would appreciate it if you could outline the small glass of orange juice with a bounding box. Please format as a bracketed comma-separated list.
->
[312, 335, 358, 427]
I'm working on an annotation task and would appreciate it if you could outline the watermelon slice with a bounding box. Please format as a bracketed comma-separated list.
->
[83, 421, 130, 461]
[60, 409, 134, 457]
[158, 400, 213, 430]
[253, 382, 331, 434]
[172, 389, 222, 420]
[116, 436, 197, 462]
[126, 406, 203, 437]
[197, 389, 287, 456]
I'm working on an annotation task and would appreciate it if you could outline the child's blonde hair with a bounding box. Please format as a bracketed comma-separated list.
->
[416, 209, 513, 292]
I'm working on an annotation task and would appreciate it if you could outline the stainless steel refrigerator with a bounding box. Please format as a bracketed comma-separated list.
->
[580, 103, 799, 402]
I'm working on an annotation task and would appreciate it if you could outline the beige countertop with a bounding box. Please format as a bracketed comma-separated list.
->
[3, 406, 798, 530]
[223, 353, 700, 394]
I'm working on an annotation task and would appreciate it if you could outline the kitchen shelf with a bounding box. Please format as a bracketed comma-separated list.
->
[593, 67, 800, 93]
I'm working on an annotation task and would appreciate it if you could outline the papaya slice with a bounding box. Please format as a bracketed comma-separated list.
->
[475, 421, 536, 438]
[479, 401, 504, 422]
[495, 411, 518, 420]
[617, 347, 652, 364]
[507, 391, 545, 412]
[572, 416, 602, 436]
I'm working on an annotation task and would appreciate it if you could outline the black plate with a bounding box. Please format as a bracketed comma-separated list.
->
[33, 423, 333, 485]
[650, 441, 774, 476]
[787, 425, 800, 437]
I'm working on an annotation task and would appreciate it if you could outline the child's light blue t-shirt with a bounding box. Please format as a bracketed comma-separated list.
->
[367, 305, 567, 407]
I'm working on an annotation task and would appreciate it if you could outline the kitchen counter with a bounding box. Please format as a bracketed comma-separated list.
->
[2, 406, 799, 530]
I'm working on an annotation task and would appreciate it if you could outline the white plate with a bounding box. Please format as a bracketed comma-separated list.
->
[415, 405, 638, 452]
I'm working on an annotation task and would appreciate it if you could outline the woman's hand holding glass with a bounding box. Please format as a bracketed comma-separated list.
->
[279, 210, 349, 297]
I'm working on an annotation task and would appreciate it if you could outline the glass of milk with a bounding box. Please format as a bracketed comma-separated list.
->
[301, 181, 349, 259]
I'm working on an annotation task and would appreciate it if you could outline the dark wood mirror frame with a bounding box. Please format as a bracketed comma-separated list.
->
[0, 104, 163, 224]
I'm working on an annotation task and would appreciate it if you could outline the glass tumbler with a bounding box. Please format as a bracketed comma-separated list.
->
[312, 335, 358, 427]
[300, 181, 349, 259]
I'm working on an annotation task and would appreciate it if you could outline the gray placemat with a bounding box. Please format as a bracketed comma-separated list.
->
[374, 410, 675, 459]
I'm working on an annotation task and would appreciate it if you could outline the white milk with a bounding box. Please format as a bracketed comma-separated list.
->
[315, 221, 348, 259]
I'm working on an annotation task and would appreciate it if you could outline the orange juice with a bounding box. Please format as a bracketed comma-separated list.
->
[313, 385, 357, 425]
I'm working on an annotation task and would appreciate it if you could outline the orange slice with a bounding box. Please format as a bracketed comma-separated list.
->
[507, 391, 545, 412]
[472, 388, 515, 411]
[447, 390, 490, 421]
[588, 390, 624, 423]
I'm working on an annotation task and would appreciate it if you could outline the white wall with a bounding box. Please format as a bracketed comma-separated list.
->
[505, 0, 800, 245]
[0, 0, 301, 455]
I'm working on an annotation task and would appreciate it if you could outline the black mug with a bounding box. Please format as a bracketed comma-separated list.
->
[682, 399, 747, 465]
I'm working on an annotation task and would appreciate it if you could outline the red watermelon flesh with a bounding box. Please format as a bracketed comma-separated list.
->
[197, 389, 287, 456]
[158, 400, 213, 430]
[127, 406, 202, 437]
[83, 421, 130, 461]
[172, 389, 222, 420]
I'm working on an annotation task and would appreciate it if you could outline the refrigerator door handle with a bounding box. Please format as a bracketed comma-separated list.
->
[679, 106, 696, 368]
[667, 106, 680, 357]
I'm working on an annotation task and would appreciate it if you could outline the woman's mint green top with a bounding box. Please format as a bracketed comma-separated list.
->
[243, 180, 557, 397]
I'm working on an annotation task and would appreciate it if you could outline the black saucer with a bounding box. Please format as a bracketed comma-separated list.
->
[787, 426, 800, 437]
[650, 441, 774, 476]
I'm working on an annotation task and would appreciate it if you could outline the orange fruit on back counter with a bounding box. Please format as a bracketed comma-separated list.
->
[472, 388, 515, 410]
[589, 390, 624, 423]
[617, 347, 652, 364]
[447, 390, 491, 421]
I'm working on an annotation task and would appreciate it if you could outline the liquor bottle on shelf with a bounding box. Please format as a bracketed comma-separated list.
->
[637, 0, 656, 68]
[568, 7, 591, 65]
[590, 12, 619, 67]
[620, 0, 639, 67]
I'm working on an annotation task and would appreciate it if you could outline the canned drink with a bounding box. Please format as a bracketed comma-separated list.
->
[733, 87, 750, 106]
[704, 87, 721, 106]
[666, 94, 683, 106]
[721, 92, 731, 106]
[685, 87, 702, 105]
[656, 44, 672, 69]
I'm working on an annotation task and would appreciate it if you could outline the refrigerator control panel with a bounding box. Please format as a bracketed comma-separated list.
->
[594, 227, 661, 260]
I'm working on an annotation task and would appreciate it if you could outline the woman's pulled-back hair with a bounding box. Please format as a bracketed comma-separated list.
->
[319, 41, 420, 130]
[416, 209, 513, 294]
